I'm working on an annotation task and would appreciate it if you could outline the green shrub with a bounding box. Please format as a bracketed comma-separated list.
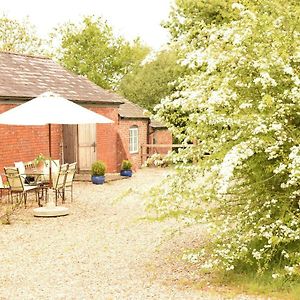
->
[121, 160, 132, 170]
[91, 160, 106, 176]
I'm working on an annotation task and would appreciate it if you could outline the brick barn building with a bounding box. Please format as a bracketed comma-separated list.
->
[0, 52, 172, 173]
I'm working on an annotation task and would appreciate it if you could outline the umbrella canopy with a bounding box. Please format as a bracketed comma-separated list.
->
[0, 91, 113, 125]
[0, 91, 114, 188]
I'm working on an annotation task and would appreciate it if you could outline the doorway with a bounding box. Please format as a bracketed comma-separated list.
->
[63, 125, 78, 164]
[77, 124, 97, 172]
[63, 124, 97, 172]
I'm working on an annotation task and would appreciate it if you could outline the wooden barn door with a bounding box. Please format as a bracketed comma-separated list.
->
[63, 125, 78, 164]
[78, 124, 97, 172]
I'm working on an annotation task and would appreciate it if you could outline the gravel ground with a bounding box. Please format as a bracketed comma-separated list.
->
[0, 168, 263, 300]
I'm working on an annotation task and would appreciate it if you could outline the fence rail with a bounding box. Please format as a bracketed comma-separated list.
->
[140, 144, 193, 164]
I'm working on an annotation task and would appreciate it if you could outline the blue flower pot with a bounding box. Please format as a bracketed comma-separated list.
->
[91, 175, 105, 184]
[120, 170, 132, 177]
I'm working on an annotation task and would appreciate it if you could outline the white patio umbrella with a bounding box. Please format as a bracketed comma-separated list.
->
[0, 92, 113, 214]
[0, 91, 113, 125]
[0, 91, 113, 179]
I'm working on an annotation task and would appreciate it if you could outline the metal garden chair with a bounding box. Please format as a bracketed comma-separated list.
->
[4, 167, 40, 207]
[0, 174, 10, 202]
[52, 163, 69, 205]
[64, 162, 77, 202]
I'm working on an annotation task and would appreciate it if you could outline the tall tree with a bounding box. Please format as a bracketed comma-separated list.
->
[148, 0, 300, 280]
[0, 15, 44, 55]
[119, 49, 186, 111]
[55, 16, 149, 90]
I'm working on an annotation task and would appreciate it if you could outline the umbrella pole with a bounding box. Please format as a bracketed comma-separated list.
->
[48, 124, 52, 188]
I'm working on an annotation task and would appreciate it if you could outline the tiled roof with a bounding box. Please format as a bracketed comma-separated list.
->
[118, 97, 148, 119]
[0, 51, 168, 127]
[118, 97, 167, 128]
[149, 120, 167, 128]
[0, 51, 123, 104]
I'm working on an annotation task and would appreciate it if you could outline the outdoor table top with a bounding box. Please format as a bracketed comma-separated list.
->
[22, 169, 44, 176]
[20, 170, 47, 187]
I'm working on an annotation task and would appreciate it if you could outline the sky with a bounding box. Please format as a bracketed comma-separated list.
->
[1, 0, 173, 50]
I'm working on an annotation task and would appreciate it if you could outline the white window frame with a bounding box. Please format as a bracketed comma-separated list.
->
[129, 126, 139, 154]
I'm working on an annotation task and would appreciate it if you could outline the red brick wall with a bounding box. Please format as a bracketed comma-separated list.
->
[0, 104, 62, 173]
[0, 103, 120, 174]
[117, 118, 148, 171]
[148, 128, 173, 154]
[89, 106, 119, 173]
[0, 102, 171, 174]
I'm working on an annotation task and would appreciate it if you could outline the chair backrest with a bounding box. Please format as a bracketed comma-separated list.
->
[0, 174, 5, 189]
[43, 159, 60, 182]
[53, 163, 69, 189]
[24, 161, 35, 170]
[65, 162, 77, 187]
[52, 160, 60, 174]
[14, 162, 25, 174]
[14, 162, 27, 185]
[4, 167, 24, 192]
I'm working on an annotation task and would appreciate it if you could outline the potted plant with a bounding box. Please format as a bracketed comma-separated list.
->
[120, 160, 133, 177]
[91, 160, 106, 184]
[34, 153, 47, 171]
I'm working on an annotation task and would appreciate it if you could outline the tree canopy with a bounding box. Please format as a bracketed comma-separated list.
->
[55, 16, 150, 90]
[148, 0, 300, 280]
[0, 15, 45, 55]
[119, 49, 186, 111]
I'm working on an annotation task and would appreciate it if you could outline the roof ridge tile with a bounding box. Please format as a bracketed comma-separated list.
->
[0, 51, 50, 60]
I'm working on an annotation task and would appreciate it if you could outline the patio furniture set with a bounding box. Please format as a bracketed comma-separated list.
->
[0, 160, 77, 208]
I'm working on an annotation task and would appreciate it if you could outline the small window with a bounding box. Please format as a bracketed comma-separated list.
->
[129, 126, 139, 153]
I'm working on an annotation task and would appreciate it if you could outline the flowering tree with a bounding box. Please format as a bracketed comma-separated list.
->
[148, 0, 300, 278]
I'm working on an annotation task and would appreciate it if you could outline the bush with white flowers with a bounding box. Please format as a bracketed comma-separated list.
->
[147, 0, 300, 278]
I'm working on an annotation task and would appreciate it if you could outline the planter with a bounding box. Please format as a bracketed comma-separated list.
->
[91, 175, 105, 184]
[36, 161, 45, 172]
[120, 170, 132, 177]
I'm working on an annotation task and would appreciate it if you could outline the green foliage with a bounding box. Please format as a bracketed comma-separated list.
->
[213, 270, 300, 300]
[91, 160, 106, 176]
[119, 49, 186, 110]
[0, 14, 45, 55]
[121, 160, 132, 170]
[164, 0, 239, 42]
[147, 0, 300, 281]
[177, 267, 300, 299]
[55, 16, 150, 90]
[34, 153, 47, 167]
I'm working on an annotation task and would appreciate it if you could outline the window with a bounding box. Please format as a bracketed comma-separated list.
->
[129, 126, 139, 153]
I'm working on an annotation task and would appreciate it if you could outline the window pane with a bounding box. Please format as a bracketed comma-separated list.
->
[129, 127, 138, 153]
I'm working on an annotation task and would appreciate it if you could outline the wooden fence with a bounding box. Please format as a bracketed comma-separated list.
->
[140, 144, 193, 164]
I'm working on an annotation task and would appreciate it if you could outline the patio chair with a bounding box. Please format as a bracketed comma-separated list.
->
[14, 161, 27, 183]
[4, 167, 40, 207]
[64, 162, 77, 202]
[0, 174, 10, 202]
[15, 161, 44, 185]
[52, 163, 69, 205]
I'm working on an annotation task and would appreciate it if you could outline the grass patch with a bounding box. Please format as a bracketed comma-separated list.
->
[205, 270, 300, 299]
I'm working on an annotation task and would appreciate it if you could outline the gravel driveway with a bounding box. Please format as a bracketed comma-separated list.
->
[0, 168, 260, 300]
